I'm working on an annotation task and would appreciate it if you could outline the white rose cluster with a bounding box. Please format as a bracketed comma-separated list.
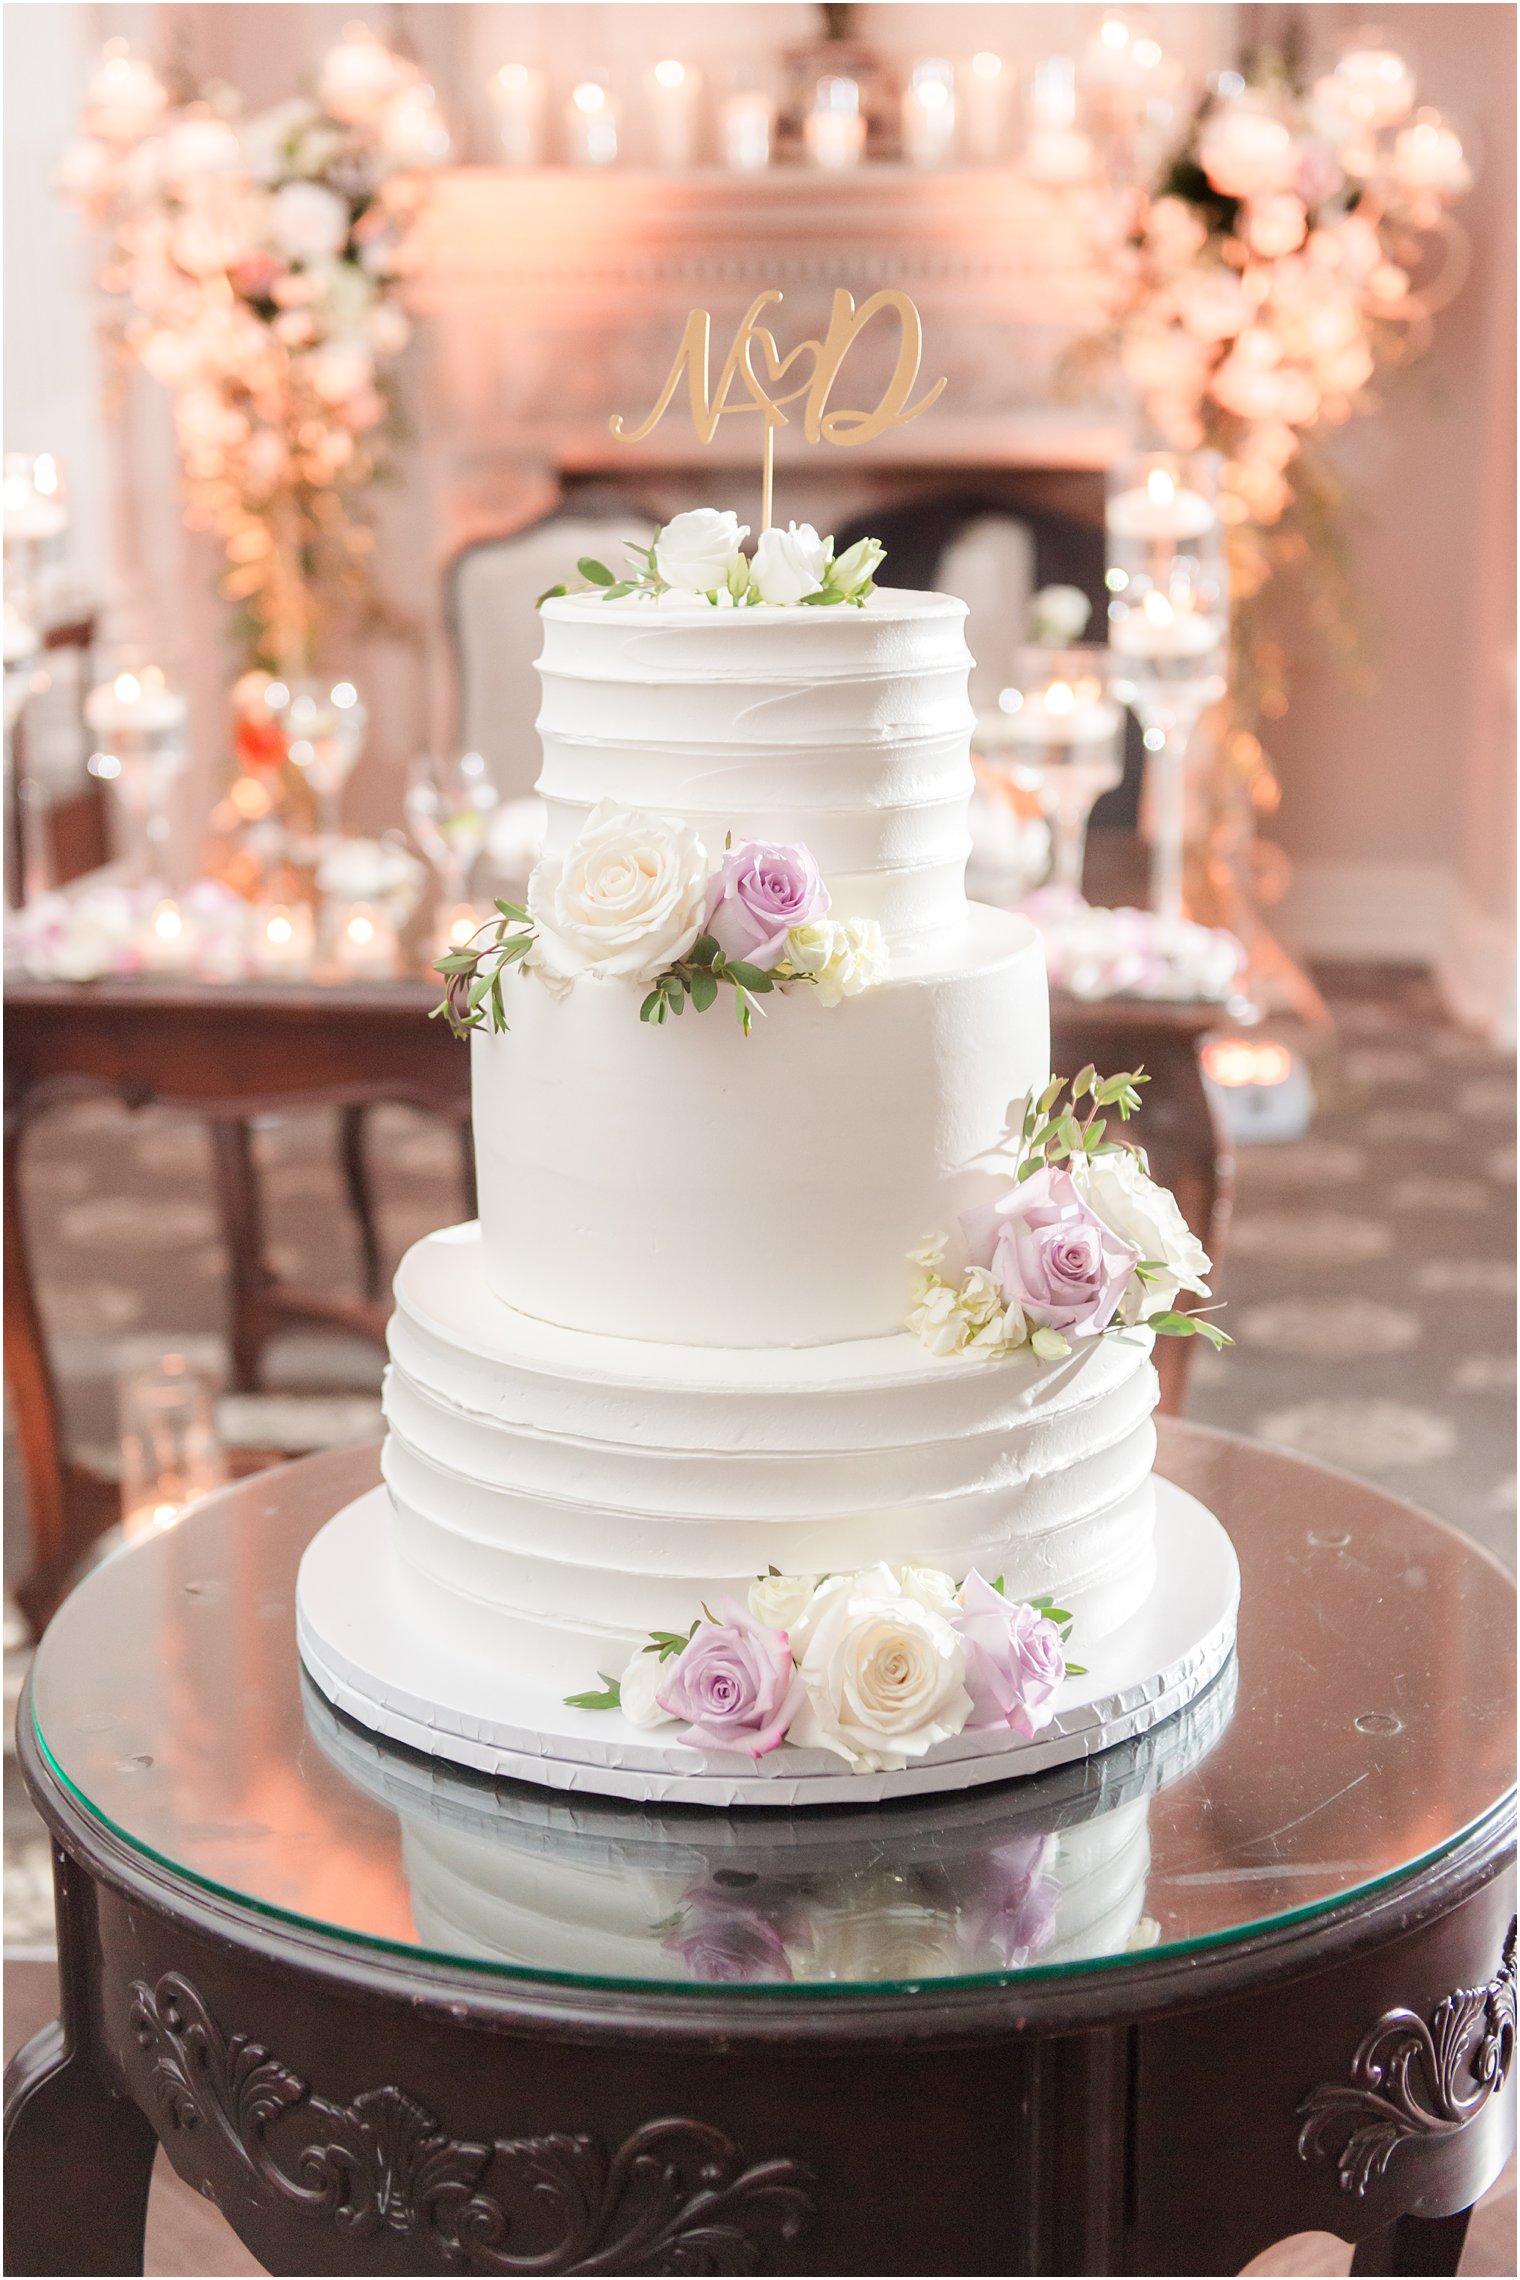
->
[1069, 1149, 1212, 1320]
[614, 513, 886, 611]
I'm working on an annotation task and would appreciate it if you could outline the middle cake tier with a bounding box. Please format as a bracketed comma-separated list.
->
[473, 902, 1049, 1348]
[381, 1222, 1161, 1690]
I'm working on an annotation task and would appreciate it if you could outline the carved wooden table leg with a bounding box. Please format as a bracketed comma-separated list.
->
[1349, 2207, 1474, 2275]
[2, 1851, 158, 2277]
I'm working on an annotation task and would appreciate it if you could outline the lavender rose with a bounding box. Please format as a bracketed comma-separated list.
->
[954, 1571, 1068, 1738]
[704, 840, 830, 972]
[656, 1599, 803, 1758]
[961, 1165, 1138, 1338]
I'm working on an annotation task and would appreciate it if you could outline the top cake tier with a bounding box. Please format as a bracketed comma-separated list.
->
[535, 588, 977, 955]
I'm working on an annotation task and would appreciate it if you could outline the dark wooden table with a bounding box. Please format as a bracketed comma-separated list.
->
[4, 910, 1235, 1633]
[4, 1427, 1513, 2278]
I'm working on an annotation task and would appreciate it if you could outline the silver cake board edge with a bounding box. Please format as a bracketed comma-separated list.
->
[295, 1482, 1240, 1808]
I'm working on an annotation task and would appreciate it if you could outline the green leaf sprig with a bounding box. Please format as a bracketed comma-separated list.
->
[430, 899, 536, 1039]
[537, 532, 886, 612]
[640, 933, 814, 1037]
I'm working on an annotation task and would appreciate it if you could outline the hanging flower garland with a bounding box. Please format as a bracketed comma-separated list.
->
[1083, 44, 1473, 915]
[59, 28, 449, 674]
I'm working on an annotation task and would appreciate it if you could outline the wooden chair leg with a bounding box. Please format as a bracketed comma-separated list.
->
[5, 1109, 69, 1633]
[339, 1104, 384, 1301]
[209, 1118, 273, 1395]
[1350, 2207, 1473, 2275]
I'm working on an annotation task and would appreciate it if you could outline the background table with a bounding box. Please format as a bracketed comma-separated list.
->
[4, 950, 1234, 1633]
[4, 1424, 1513, 2277]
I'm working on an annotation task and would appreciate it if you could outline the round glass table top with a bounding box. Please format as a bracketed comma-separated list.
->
[30, 1429, 1515, 2000]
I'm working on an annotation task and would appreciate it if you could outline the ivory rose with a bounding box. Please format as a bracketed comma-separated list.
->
[527, 801, 709, 987]
[789, 1565, 973, 1773]
[781, 916, 887, 1006]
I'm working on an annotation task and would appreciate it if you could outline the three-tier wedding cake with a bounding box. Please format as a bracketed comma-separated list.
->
[298, 512, 1239, 1805]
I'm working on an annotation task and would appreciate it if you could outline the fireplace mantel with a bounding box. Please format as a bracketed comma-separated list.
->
[407, 167, 1128, 559]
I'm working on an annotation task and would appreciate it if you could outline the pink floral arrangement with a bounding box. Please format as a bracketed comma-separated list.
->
[60, 28, 449, 672]
[568, 1563, 1079, 1775]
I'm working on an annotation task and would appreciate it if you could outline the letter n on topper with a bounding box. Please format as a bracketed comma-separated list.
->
[611, 288, 946, 529]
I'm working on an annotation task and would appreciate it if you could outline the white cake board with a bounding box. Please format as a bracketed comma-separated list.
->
[297, 1484, 1239, 1809]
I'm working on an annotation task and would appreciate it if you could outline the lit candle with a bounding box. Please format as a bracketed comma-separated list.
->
[1110, 590, 1225, 660]
[567, 77, 618, 166]
[720, 88, 772, 172]
[492, 62, 546, 166]
[84, 39, 167, 141]
[254, 902, 315, 980]
[648, 59, 700, 169]
[1392, 111, 1471, 196]
[962, 51, 1006, 164]
[805, 76, 865, 171]
[2, 455, 67, 546]
[902, 60, 956, 168]
[1025, 56, 1095, 185]
[335, 902, 397, 980]
[993, 680, 1124, 745]
[145, 895, 189, 971]
[1106, 466, 1218, 542]
[84, 666, 189, 738]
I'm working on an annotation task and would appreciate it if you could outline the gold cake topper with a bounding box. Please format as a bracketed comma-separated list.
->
[611, 288, 947, 531]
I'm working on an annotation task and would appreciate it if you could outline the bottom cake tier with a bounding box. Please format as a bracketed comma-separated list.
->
[297, 1475, 1238, 1807]
[379, 1221, 1163, 1692]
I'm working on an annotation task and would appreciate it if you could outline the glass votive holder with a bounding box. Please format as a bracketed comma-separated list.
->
[902, 60, 957, 166]
[119, 1353, 227, 1547]
[980, 647, 1125, 901]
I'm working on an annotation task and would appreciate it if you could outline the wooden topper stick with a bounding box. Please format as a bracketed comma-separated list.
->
[611, 288, 945, 533]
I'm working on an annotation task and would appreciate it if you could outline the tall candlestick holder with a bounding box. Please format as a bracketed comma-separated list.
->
[1105, 451, 1229, 924]
[84, 661, 190, 892]
[977, 646, 1124, 903]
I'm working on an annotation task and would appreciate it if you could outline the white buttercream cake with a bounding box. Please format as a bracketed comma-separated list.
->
[376, 579, 1164, 1716]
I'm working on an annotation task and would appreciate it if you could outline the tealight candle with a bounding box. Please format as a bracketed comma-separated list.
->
[567, 77, 618, 166]
[84, 667, 189, 739]
[145, 896, 189, 972]
[902, 60, 956, 168]
[1110, 591, 1225, 660]
[995, 681, 1124, 745]
[335, 902, 397, 980]
[1106, 466, 1218, 542]
[492, 62, 546, 166]
[805, 77, 865, 170]
[720, 89, 772, 171]
[962, 51, 1006, 164]
[648, 59, 700, 169]
[254, 902, 315, 980]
